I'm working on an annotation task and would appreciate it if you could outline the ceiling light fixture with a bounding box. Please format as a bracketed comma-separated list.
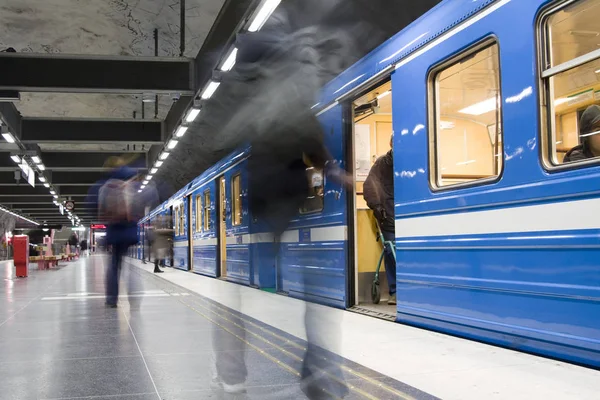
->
[185, 108, 201, 123]
[150, 168, 158, 174]
[201, 81, 220, 100]
[220, 48, 238, 72]
[10, 155, 20, 163]
[50, 190, 56, 195]
[39, 176, 46, 183]
[38, 164, 46, 171]
[2, 132, 15, 143]
[248, 0, 282, 32]
[159, 152, 170, 161]
[155, 160, 164, 168]
[44, 183, 50, 188]
[377, 90, 391, 100]
[175, 126, 188, 138]
[31, 156, 41, 164]
[53, 195, 58, 199]
[167, 139, 179, 149]
[459, 97, 498, 116]
[146, 175, 153, 181]
[143, 180, 149, 185]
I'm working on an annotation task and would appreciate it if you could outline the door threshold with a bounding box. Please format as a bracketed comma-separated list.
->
[348, 305, 396, 322]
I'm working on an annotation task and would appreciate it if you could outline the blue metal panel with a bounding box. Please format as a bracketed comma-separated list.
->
[224, 161, 251, 285]
[172, 197, 189, 271]
[390, 0, 599, 367]
[278, 104, 349, 308]
[190, 180, 218, 277]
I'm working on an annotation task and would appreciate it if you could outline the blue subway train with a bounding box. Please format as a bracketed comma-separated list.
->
[137, 0, 600, 368]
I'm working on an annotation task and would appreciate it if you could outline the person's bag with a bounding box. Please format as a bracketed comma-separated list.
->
[98, 177, 137, 223]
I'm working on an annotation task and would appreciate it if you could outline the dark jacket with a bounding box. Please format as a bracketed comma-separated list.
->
[563, 143, 594, 163]
[363, 150, 394, 232]
[86, 165, 139, 247]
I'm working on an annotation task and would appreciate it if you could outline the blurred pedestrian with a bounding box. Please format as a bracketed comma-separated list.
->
[87, 156, 141, 308]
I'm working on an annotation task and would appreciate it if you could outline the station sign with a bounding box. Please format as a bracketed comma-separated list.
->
[91, 224, 106, 230]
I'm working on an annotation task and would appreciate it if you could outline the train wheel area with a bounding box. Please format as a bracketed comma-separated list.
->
[125, 256, 600, 400]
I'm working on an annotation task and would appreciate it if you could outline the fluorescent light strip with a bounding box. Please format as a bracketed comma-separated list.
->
[0, 207, 38, 225]
[143, 180, 149, 185]
[39, 176, 46, 183]
[159, 152, 170, 161]
[10, 155, 20, 163]
[150, 168, 158, 174]
[38, 164, 45, 171]
[2, 133, 15, 143]
[220, 48, 238, 71]
[167, 139, 179, 149]
[31, 156, 41, 164]
[185, 108, 201, 123]
[459, 97, 498, 116]
[248, 0, 282, 32]
[175, 126, 188, 137]
[44, 183, 50, 188]
[201, 81, 221, 100]
[155, 160, 164, 168]
[377, 90, 391, 100]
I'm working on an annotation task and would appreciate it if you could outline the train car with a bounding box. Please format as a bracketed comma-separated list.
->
[139, 0, 600, 367]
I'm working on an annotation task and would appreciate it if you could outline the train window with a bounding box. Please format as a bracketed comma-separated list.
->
[203, 190, 211, 231]
[541, 0, 600, 166]
[232, 174, 242, 226]
[431, 41, 503, 188]
[300, 153, 324, 214]
[195, 195, 201, 233]
[174, 207, 179, 236]
[179, 204, 185, 236]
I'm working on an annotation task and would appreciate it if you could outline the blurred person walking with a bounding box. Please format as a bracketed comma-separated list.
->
[87, 156, 142, 308]
[221, 29, 352, 399]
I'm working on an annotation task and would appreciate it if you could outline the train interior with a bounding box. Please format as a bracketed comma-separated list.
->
[351, 80, 396, 317]
[547, 0, 600, 165]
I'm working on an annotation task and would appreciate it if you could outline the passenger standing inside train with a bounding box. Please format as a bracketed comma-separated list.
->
[363, 135, 396, 305]
[564, 105, 600, 162]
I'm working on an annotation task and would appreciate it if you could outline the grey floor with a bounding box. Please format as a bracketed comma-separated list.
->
[0, 256, 437, 400]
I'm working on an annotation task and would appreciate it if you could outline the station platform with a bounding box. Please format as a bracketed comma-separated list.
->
[0, 255, 597, 400]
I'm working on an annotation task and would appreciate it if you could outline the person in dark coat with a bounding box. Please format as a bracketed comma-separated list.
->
[207, 29, 351, 399]
[563, 105, 600, 163]
[363, 135, 396, 304]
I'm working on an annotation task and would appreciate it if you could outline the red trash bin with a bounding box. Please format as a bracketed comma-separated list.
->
[13, 235, 29, 278]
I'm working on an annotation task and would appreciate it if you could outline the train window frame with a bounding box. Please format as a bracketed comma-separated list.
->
[231, 174, 242, 226]
[427, 37, 504, 191]
[195, 195, 201, 233]
[178, 204, 184, 236]
[174, 207, 179, 236]
[538, 0, 600, 170]
[203, 189, 211, 231]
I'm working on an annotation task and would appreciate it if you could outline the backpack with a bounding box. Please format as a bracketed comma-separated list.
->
[98, 178, 137, 223]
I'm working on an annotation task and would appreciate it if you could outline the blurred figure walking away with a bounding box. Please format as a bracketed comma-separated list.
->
[87, 156, 142, 308]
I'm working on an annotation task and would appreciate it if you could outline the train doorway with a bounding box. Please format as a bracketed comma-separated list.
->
[218, 176, 227, 278]
[348, 79, 396, 320]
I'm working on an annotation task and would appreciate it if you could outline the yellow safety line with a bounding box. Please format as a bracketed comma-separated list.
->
[135, 269, 415, 400]
[178, 288, 416, 400]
